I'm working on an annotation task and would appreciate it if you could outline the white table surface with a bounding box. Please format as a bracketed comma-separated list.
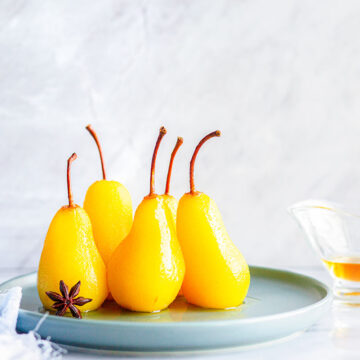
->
[2, 267, 360, 360]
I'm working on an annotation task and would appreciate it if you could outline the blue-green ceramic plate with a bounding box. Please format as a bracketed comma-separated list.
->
[0, 266, 331, 351]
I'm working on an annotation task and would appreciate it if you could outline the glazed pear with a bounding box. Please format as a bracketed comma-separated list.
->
[108, 127, 185, 312]
[38, 153, 108, 312]
[162, 136, 183, 222]
[161, 137, 184, 297]
[177, 131, 250, 309]
[83, 125, 132, 265]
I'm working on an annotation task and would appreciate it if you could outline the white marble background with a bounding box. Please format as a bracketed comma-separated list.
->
[1, 0, 360, 274]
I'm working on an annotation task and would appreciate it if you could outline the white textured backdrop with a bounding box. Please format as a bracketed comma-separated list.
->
[1, 0, 360, 273]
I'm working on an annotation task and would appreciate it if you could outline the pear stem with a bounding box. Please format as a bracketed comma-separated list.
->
[67, 153, 77, 207]
[149, 126, 167, 196]
[165, 137, 183, 195]
[190, 130, 221, 194]
[86, 124, 107, 180]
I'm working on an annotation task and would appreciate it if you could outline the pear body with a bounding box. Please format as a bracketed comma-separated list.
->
[177, 192, 250, 309]
[84, 180, 132, 264]
[108, 196, 185, 312]
[38, 206, 108, 311]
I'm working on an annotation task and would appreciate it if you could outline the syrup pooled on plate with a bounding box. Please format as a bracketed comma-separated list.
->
[323, 256, 360, 282]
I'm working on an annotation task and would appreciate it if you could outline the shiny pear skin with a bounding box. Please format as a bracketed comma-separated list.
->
[84, 180, 133, 264]
[38, 206, 108, 312]
[177, 192, 250, 309]
[108, 196, 185, 312]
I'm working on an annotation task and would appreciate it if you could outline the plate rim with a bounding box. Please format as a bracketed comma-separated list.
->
[0, 265, 332, 328]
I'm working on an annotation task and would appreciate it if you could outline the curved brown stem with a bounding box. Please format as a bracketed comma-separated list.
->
[86, 124, 106, 180]
[165, 137, 183, 195]
[149, 126, 167, 196]
[190, 131, 221, 194]
[67, 153, 77, 207]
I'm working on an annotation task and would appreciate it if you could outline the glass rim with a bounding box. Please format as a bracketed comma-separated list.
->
[288, 199, 360, 220]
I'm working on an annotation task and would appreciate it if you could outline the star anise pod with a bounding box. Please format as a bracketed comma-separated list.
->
[45, 280, 92, 319]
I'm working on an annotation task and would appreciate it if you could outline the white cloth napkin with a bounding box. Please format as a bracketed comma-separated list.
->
[0, 287, 65, 360]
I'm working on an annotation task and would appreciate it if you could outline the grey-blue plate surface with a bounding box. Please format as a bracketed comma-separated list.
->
[0, 266, 331, 351]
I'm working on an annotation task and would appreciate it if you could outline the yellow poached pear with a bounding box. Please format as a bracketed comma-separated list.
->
[161, 136, 183, 223]
[38, 153, 108, 312]
[83, 125, 133, 265]
[161, 137, 184, 296]
[108, 127, 185, 312]
[177, 131, 250, 309]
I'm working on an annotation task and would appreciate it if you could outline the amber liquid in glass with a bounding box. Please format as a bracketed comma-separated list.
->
[323, 256, 360, 282]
